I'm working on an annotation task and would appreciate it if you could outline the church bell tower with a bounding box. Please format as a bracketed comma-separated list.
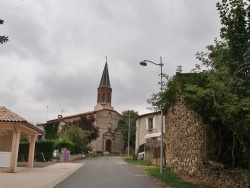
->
[94, 58, 114, 111]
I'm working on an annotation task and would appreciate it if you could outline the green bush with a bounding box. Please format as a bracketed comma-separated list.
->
[18, 142, 29, 161]
[18, 140, 56, 162]
[35, 140, 55, 161]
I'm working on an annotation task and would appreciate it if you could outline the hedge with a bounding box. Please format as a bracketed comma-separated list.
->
[18, 139, 89, 162]
[35, 140, 55, 161]
[18, 140, 55, 162]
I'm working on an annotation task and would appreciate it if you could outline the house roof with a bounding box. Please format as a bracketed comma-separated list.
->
[0, 106, 44, 134]
[47, 108, 122, 123]
[137, 111, 161, 119]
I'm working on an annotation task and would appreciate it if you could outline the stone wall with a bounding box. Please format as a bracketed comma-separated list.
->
[165, 101, 206, 175]
[164, 101, 250, 186]
[93, 110, 123, 153]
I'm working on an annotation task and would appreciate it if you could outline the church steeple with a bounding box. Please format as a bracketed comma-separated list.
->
[99, 58, 111, 88]
[94, 57, 114, 111]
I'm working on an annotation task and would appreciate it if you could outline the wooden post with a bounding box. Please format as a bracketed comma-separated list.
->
[28, 135, 36, 168]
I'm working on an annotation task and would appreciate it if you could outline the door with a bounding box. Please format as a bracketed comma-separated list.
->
[106, 140, 112, 153]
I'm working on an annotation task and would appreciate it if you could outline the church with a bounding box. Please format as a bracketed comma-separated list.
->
[45, 60, 124, 154]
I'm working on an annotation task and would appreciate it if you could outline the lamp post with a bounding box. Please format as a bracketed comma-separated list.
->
[140, 56, 164, 174]
[128, 111, 131, 157]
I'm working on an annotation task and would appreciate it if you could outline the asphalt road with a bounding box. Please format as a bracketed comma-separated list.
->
[54, 156, 166, 188]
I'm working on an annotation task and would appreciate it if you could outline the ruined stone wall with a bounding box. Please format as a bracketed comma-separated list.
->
[165, 101, 206, 175]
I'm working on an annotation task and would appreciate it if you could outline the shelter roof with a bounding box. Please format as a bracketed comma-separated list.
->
[0, 106, 27, 122]
[0, 106, 44, 134]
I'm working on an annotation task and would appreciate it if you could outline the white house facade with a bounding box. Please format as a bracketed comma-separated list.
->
[135, 111, 165, 158]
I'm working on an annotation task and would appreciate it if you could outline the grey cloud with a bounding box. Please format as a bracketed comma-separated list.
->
[0, 0, 221, 123]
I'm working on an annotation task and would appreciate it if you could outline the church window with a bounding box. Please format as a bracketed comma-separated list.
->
[98, 93, 101, 102]
[102, 93, 105, 102]
[107, 93, 111, 102]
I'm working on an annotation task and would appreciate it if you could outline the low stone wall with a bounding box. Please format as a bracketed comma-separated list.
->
[165, 101, 205, 175]
[189, 165, 250, 187]
[69, 154, 85, 161]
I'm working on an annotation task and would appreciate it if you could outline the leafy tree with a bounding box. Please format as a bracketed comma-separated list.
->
[117, 110, 138, 151]
[59, 125, 89, 150]
[0, 19, 8, 44]
[194, 0, 250, 167]
[72, 115, 99, 143]
[148, 0, 250, 168]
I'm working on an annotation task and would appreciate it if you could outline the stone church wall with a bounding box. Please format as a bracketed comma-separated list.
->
[95, 110, 123, 153]
[165, 101, 207, 175]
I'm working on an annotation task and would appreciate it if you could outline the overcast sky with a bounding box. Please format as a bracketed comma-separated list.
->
[0, 0, 221, 124]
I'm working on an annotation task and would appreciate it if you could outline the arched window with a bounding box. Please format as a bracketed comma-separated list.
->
[102, 93, 105, 102]
[98, 93, 101, 102]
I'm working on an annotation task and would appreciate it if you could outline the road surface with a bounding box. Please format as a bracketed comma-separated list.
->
[54, 156, 166, 188]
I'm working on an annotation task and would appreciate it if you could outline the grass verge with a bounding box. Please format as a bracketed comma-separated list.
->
[145, 167, 202, 188]
[123, 157, 152, 166]
[124, 158, 210, 188]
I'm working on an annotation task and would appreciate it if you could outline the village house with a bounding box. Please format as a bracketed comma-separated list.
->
[135, 111, 165, 165]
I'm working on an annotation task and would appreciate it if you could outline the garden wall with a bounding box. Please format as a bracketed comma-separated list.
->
[165, 101, 206, 175]
[164, 101, 250, 187]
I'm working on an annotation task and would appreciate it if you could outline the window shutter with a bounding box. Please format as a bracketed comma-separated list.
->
[146, 118, 148, 130]
[153, 118, 156, 129]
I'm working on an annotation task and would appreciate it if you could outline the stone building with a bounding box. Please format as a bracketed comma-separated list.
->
[44, 61, 124, 154]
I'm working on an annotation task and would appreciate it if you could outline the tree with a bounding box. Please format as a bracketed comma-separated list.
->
[195, 0, 250, 167]
[117, 110, 139, 152]
[59, 124, 89, 150]
[0, 19, 8, 44]
[148, 0, 250, 168]
[72, 115, 99, 143]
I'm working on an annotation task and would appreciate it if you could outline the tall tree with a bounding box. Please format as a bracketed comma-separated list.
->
[148, 0, 250, 168]
[117, 110, 139, 152]
[0, 19, 8, 44]
[189, 0, 250, 168]
[73, 115, 99, 143]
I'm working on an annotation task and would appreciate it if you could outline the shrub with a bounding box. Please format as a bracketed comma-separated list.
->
[18, 142, 29, 161]
[18, 140, 56, 162]
[35, 140, 55, 161]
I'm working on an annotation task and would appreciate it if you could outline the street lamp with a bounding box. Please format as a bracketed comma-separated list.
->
[123, 112, 131, 157]
[128, 111, 131, 157]
[140, 56, 164, 174]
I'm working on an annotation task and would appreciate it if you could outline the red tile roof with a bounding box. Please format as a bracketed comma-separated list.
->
[0, 106, 44, 134]
[47, 109, 122, 123]
[0, 106, 27, 122]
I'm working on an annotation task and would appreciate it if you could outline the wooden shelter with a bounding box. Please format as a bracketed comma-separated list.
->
[0, 106, 44, 172]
